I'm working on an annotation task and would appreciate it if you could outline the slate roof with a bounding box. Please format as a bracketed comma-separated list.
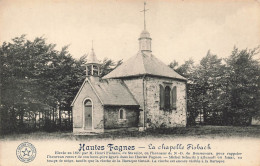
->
[90, 78, 139, 106]
[103, 52, 187, 81]
[71, 77, 139, 106]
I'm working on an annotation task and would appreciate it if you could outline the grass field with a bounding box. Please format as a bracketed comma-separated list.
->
[1, 125, 260, 141]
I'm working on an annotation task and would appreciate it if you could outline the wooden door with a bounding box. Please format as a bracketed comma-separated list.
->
[84, 100, 92, 129]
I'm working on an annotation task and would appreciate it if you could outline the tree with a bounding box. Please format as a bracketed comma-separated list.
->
[224, 47, 260, 125]
[100, 58, 122, 77]
[0, 35, 126, 134]
[196, 51, 225, 124]
[170, 52, 225, 125]
[0, 35, 58, 133]
[0, 35, 86, 133]
[169, 60, 178, 70]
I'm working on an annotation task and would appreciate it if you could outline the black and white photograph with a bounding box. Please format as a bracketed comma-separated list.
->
[0, 0, 260, 165]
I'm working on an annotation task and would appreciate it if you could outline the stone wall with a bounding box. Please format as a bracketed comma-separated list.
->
[145, 76, 187, 128]
[123, 76, 187, 128]
[104, 106, 139, 129]
[123, 78, 144, 126]
[72, 78, 104, 132]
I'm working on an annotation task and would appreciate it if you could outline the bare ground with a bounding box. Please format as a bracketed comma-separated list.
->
[1, 125, 260, 141]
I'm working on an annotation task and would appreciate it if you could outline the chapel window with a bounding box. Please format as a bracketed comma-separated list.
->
[165, 86, 171, 110]
[172, 86, 177, 109]
[119, 108, 126, 120]
[159, 84, 177, 110]
[159, 85, 165, 110]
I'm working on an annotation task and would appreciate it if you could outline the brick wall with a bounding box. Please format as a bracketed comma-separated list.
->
[104, 106, 139, 129]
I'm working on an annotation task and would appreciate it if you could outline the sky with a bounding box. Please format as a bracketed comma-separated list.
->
[0, 0, 260, 65]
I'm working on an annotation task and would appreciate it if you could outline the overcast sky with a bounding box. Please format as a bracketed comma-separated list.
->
[0, 0, 260, 64]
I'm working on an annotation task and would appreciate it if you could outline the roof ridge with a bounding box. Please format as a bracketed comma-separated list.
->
[140, 52, 148, 73]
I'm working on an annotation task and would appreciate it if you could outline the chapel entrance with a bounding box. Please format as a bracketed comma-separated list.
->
[84, 99, 92, 129]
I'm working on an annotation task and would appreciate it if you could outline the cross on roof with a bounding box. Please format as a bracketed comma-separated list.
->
[140, 2, 149, 30]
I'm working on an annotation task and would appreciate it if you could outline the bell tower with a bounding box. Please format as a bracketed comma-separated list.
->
[85, 41, 101, 77]
[139, 2, 152, 53]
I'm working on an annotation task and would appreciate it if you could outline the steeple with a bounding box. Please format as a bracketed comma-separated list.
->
[85, 41, 101, 77]
[139, 2, 152, 53]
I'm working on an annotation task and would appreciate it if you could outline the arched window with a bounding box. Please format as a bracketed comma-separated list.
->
[159, 84, 165, 109]
[119, 109, 124, 119]
[159, 84, 177, 110]
[118, 108, 126, 120]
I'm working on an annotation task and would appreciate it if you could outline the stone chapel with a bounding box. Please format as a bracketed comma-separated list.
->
[71, 4, 187, 134]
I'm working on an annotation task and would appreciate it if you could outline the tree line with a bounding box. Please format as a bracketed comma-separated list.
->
[0, 35, 259, 134]
[170, 48, 260, 126]
[0, 35, 121, 134]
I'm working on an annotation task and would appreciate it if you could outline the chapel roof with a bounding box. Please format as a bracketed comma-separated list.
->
[89, 78, 139, 106]
[139, 30, 151, 39]
[102, 51, 187, 81]
[71, 78, 139, 106]
[86, 48, 100, 64]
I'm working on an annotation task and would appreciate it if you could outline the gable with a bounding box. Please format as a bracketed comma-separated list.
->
[71, 79, 103, 106]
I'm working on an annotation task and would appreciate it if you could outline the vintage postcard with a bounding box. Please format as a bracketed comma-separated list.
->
[0, 0, 260, 165]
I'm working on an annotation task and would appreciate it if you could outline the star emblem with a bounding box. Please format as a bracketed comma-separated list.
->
[22, 148, 31, 156]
